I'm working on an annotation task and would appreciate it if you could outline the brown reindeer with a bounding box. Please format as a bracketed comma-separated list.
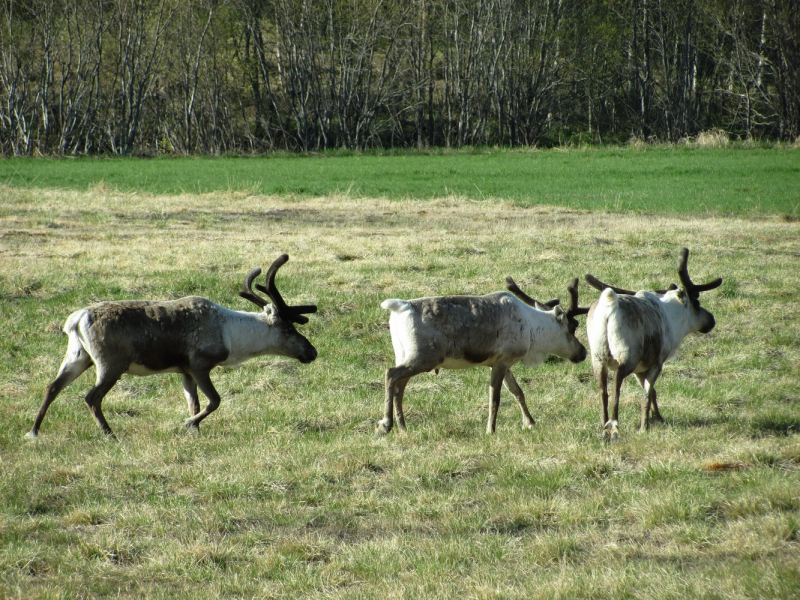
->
[28, 254, 317, 438]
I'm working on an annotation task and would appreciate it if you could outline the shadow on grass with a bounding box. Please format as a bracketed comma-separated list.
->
[668, 412, 800, 437]
[664, 413, 727, 429]
[746, 414, 800, 437]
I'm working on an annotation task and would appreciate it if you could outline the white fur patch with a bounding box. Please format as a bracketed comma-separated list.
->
[381, 299, 412, 312]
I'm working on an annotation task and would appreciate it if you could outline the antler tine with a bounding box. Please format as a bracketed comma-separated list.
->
[690, 278, 723, 293]
[239, 267, 268, 308]
[676, 247, 694, 292]
[505, 277, 559, 310]
[584, 274, 637, 295]
[585, 274, 677, 296]
[255, 254, 318, 324]
[566, 277, 590, 317]
[256, 254, 291, 313]
[676, 247, 723, 297]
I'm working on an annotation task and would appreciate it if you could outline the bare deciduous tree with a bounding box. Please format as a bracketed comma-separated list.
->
[1, 0, 797, 155]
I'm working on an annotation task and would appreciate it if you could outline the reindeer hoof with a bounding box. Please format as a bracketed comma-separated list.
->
[24, 431, 38, 441]
[374, 419, 391, 437]
[603, 420, 620, 444]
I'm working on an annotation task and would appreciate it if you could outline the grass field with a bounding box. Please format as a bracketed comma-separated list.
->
[1, 153, 799, 598]
[1, 147, 799, 215]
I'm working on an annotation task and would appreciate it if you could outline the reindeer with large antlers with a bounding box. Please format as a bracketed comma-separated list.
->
[27, 254, 317, 439]
[584, 248, 722, 442]
[377, 278, 588, 435]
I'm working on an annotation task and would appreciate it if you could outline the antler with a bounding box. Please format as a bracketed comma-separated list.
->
[584, 274, 678, 296]
[565, 277, 590, 332]
[585, 248, 721, 298]
[505, 277, 559, 310]
[676, 247, 723, 298]
[239, 254, 318, 324]
[240, 267, 268, 308]
[584, 274, 636, 295]
[566, 278, 590, 318]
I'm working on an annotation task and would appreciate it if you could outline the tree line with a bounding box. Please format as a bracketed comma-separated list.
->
[1, 0, 798, 156]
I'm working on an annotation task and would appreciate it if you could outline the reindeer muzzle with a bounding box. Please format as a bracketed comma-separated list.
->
[299, 346, 318, 364]
[571, 345, 588, 364]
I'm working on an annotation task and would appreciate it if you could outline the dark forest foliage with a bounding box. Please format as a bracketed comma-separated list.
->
[1, 0, 798, 155]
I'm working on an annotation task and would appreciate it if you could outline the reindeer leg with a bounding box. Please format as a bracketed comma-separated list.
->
[649, 392, 664, 423]
[183, 370, 220, 431]
[597, 364, 609, 428]
[377, 365, 419, 436]
[393, 377, 410, 432]
[28, 346, 93, 438]
[487, 364, 508, 434]
[647, 370, 665, 424]
[503, 370, 535, 429]
[84, 367, 124, 439]
[605, 365, 632, 443]
[635, 367, 663, 431]
[377, 368, 397, 436]
[182, 373, 200, 416]
[637, 377, 650, 433]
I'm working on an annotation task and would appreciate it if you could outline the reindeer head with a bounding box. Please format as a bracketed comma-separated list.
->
[239, 254, 318, 363]
[675, 247, 723, 333]
[505, 276, 588, 363]
[585, 247, 722, 333]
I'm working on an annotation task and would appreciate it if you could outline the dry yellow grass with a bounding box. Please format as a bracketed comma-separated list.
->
[1, 187, 799, 599]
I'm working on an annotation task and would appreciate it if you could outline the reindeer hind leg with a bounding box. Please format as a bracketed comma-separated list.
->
[635, 367, 663, 431]
[393, 377, 410, 432]
[28, 339, 93, 438]
[604, 364, 633, 443]
[377, 364, 427, 436]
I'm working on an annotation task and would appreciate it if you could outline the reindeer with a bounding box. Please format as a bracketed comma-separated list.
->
[584, 247, 722, 442]
[27, 254, 317, 439]
[377, 278, 588, 435]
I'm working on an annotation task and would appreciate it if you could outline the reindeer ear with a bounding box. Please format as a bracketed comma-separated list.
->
[674, 288, 690, 306]
[263, 303, 280, 325]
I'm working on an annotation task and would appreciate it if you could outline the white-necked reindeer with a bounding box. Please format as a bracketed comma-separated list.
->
[377, 278, 589, 435]
[585, 247, 722, 442]
[28, 254, 317, 439]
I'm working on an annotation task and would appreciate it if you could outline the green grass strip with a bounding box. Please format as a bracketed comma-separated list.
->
[2, 147, 798, 215]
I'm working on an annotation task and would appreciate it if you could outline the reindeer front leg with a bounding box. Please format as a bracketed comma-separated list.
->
[487, 364, 509, 434]
[183, 369, 221, 431]
[503, 370, 535, 429]
[84, 367, 124, 438]
[182, 374, 200, 416]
